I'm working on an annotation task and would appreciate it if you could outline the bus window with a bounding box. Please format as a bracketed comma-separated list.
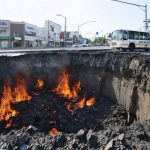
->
[129, 31, 139, 40]
[140, 32, 150, 40]
[111, 30, 127, 40]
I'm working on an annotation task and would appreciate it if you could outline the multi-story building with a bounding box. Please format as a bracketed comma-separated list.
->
[10, 21, 24, 47]
[45, 20, 61, 47]
[0, 19, 62, 48]
[0, 20, 10, 48]
[10, 22, 46, 48]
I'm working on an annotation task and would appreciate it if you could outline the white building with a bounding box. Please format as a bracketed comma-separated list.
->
[35, 27, 46, 47]
[45, 20, 61, 47]
[24, 22, 46, 47]
[0, 20, 10, 48]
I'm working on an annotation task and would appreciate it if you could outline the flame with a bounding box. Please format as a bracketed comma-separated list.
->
[77, 98, 86, 109]
[67, 103, 74, 112]
[0, 77, 31, 123]
[53, 70, 81, 99]
[86, 97, 96, 106]
[0, 86, 18, 121]
[6, 120, 12, 128]
[36, 78, 44, 89]
[67, 97, 96, 112]
[13, 77, 31, 102]
[48, 128, 59, 136]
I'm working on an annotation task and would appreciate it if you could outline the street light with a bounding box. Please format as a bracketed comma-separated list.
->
[111, 0, 149, 30]
[56, 14, 66, 47]
[78, 21, 96, 37]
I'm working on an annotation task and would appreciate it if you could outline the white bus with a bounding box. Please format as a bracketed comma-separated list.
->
[110, 29, 150, 51]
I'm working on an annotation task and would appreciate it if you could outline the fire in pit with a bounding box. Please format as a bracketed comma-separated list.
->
[0, 77, 31, 126]
[52, 69, 96, 112]
[0, 68, 96, 134]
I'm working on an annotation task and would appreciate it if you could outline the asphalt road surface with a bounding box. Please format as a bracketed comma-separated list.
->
[0, 46, 150, 57]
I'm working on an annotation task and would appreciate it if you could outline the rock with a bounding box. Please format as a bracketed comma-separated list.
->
[77, 129, 85, 136]
[76, 129, 86, 143]
[88, 134, 99, 149]
[31, 144, 41, 150]
[53, 133, 67, 148]
[117, 133, 125, 141]
[86, 129, 94, 141]
[104, 139, 115, 150]
[26, 125, 39, 135]
[136, 131, 147, 140]
[20, 144, 28, 150]
[0, 142, 12, 150]
[16, 133, 30, 146]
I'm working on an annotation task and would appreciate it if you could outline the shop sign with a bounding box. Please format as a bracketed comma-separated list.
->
[25, 24, 36, 36]
[0, 20, 9, 28]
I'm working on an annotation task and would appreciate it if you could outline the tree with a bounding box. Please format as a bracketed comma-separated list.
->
[86, 38, 92, 44]
[93, 37, 106, 44]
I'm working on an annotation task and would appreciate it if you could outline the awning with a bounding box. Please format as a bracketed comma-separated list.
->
[14, 37, 21, 40]
[0, 36, 9, 40]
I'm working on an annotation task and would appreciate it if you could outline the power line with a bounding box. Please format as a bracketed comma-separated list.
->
[111, 0, 149, 30]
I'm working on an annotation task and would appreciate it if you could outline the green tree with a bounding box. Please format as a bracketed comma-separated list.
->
[93, 37, 106, 44]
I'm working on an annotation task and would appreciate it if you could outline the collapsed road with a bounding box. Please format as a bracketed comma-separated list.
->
[0, 49, 149, 150]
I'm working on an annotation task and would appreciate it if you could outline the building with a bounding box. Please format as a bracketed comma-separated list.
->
[0, 19, 61, 48]
[10, 21, 46, 48]
[45, 20, 61, 47]
[35, 27, 46, 47]
[10, 21, 24, 48]
[0, 20, 10, 48]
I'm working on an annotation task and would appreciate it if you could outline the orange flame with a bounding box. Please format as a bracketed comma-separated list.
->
[77, 98, 86, 109]
[86, 97, 96, 106]
[53, 70, 81, 99]
[0, 86, 18, 121]
[67, 103, 74, 112]
[0, 77, 32, 123]
[36, 78, 44, 89]
[13, 77, 31, 102]
[48, 128, 59, 136]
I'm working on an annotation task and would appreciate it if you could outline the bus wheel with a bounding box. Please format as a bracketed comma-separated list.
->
[129, 43, 135, 51]
[145, 48, 148, 51]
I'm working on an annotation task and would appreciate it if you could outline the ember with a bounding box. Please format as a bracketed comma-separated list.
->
[36, 78, 44, 89]
[49, 128, 59, 136]
[86, 97, 96, 106]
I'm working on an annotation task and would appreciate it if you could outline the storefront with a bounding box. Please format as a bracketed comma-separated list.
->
[0, 20, 10, 48]
[24, 23, 36, 47]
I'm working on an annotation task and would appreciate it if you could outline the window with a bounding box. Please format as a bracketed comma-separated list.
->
[111, 30, 127, 40]
[129, 31, 139, 40]
[50, 25, 54, 32]
[139, 32, 150, 40]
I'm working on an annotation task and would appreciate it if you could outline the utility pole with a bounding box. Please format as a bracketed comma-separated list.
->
[111, 0, 148, 30]
[56, 14, 66, 47]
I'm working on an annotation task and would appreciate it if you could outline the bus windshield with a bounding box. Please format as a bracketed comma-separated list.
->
[111, 30, 127, 40]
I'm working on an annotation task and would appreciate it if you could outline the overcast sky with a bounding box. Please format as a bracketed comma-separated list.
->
[0, 0, 150, 38]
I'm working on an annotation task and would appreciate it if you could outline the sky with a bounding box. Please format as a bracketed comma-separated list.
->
[0, 0, 150, 38]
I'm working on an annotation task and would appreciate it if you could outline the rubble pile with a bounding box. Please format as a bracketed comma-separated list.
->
[0, 93, 149, 150]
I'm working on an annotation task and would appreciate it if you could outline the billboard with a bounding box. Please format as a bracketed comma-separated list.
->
[25, 24, 36, 36]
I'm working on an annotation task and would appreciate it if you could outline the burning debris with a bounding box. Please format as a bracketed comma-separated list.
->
[0, 77, 31, 124]
[53, 69, 96, 112]
[35, 78, 44, 89]
[0, 68, 149, 150]
[0, 69, 96, 130]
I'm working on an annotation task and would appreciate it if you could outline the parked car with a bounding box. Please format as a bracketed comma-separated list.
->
[78, 44, 87, 47]
[72, 44, 78, 47]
